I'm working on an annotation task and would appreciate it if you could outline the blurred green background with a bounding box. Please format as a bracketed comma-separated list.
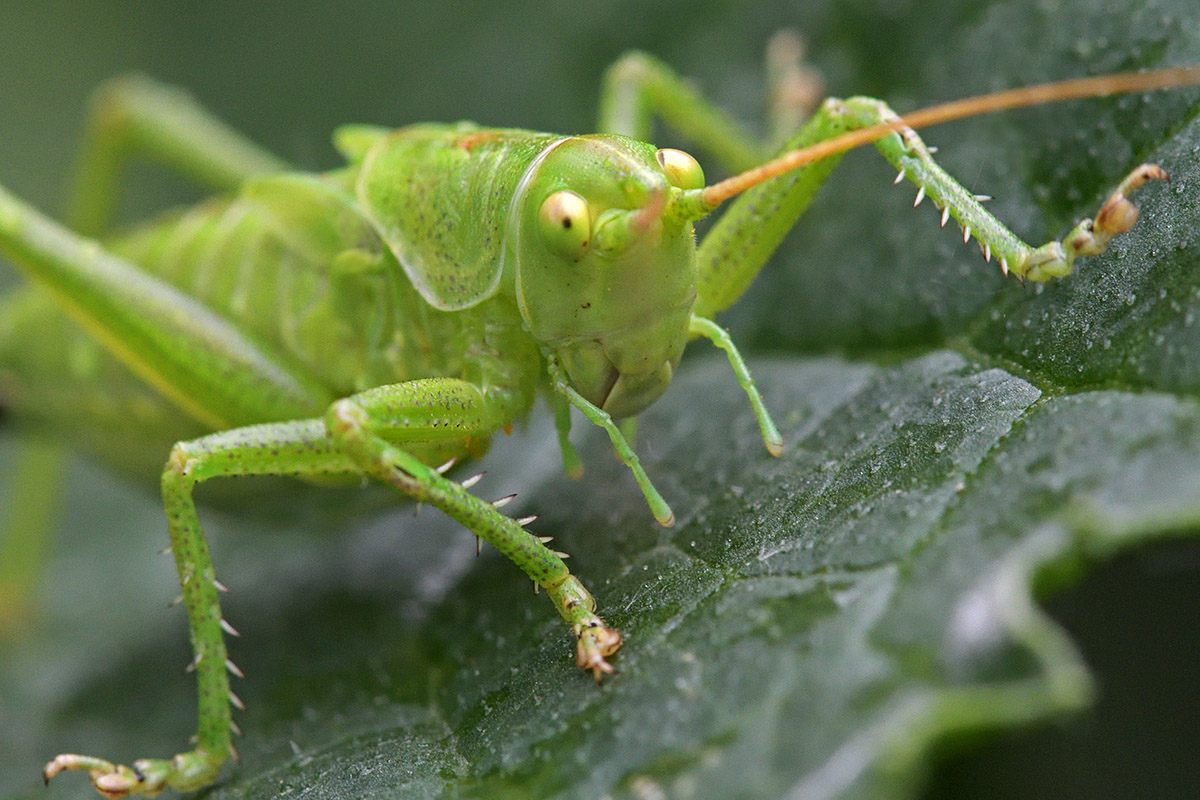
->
[0, 2, 1197, 798]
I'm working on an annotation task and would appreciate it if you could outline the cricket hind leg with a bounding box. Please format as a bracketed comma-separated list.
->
[763, 30, 826, 148]
[0, 293, 58, 634]
[0, 76, 286, 632]
[0, 289, 65, 640]
[0, 286, 187, 641]
[44, 380, 621, 798]
[67, 74, 290, 236]
[0, 286, 202, 474]
[692, 95, 1168, 316]
[0, 433, 64, 637]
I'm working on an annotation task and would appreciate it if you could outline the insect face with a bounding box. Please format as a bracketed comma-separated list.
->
[512, 135, 701, 418]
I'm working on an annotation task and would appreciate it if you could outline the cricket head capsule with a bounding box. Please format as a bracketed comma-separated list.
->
[509, 135, 703, 417]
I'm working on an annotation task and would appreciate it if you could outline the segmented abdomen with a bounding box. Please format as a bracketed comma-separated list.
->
[1, 127, 549, 458]
[106, 192, 389, 397]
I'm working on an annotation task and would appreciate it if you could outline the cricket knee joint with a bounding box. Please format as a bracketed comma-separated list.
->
[163, 441, 198, 490]
[605, 51, 658, 87]
[839, 96, 925, 149]
[90, 75, 156, 130]
[821, 96, 919, 147]
[325, 397, 370, 439]
[324, 398, 411, 483]
[819, 96, 850, 117]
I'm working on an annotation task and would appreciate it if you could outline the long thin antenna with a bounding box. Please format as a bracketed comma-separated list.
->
[701, 65, 1200, 207]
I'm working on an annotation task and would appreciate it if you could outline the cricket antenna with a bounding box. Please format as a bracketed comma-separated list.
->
[695, 65, 1200, 209]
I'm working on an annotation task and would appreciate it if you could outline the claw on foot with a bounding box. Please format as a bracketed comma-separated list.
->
[1090, 163, 1168, 242]
[575, 622, 623, 681]
[43, 755, 149, 799]
[43, 749, 219, 798]
[1018, 163, 1168, 282]
[547, 574, 622, 680]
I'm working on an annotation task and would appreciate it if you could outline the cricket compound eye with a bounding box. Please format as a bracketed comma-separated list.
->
[656, 148, 704, 191]
[539, 190, 591, 255]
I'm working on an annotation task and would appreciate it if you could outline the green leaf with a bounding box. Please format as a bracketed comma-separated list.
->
[2, 2, 1198, 800]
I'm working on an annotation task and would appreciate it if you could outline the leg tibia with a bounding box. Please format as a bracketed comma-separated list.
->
[694, 95, 1164, 316]
[45, 382, 623, 796]
[330, 396, 568, 583]
[688, 315, 782, 457]
[44, 420, 353, 797]
[325, 392, 623, 677]
[69, 75, 290, 235]
[837, 97, 1165, 282]
[598, 52, 769, 173]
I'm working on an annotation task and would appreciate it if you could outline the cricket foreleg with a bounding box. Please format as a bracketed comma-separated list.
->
[544, 355, 674, 527]
[68, 74, 290, 235]
[688, 316, 782, 457]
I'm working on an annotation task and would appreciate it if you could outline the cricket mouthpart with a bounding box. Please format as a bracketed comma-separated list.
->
[599, 358, 675, 419]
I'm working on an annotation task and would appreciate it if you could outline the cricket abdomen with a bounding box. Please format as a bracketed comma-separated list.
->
[106, 192, 386, 401]
[111, 163, 542, 426]
[1, 125, 551, 462]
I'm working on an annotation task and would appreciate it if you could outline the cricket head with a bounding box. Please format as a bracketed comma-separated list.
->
[509, 135, 706, 418]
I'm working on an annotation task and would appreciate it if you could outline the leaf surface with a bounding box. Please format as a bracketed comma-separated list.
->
[2, 1, 1198, 799]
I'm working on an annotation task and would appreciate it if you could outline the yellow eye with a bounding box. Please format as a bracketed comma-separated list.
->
[538, 190, 591, 255]
[656, 148, 704, 190]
